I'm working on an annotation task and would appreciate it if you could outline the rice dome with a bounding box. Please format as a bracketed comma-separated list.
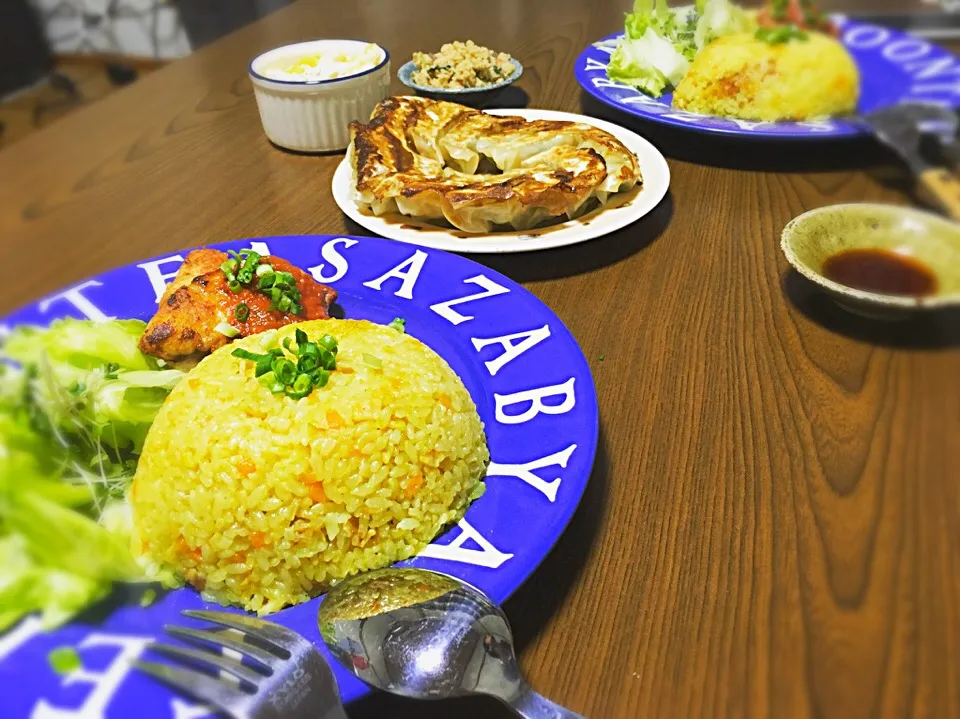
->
[672, 32, 859, 122]
[130, 319, 489, 614]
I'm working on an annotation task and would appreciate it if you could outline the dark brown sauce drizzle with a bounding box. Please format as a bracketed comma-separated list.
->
[821, 248, 937, 297]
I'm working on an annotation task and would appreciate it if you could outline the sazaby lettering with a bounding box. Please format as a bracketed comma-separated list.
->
[14, 236, 586, 716]
[0, 615, 42, 662]
[583, 57, 607, 72]
[32, 634, 153, 719]
[308, 237, 358, 283]
[495, 378, 577, 424]
[362, 249, 428, 299]
[418, 517, 513, 568]
[471, 324, 551, 376]
[487, 444, 578, 502]
[137, 254, 185, 303]
[430, 274, 510, 325]
[38, 281, 114, 322]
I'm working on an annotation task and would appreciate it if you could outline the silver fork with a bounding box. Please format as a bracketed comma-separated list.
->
[134, 610, 349, 719]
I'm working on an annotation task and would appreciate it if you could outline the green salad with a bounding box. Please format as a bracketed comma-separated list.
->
[607, 0, 754, 97]
[0, 318, 183, 631]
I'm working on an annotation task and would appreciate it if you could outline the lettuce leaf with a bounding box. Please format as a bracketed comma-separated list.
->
[608, 0, 754, 95]
[695, 0, 755, 49]
[609, 28, 691, 96]
[0, 318, 183, 632]
[0, 535, 109, 632]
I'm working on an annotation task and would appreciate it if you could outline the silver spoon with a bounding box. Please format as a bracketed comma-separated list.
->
[317, 567, 585, 719]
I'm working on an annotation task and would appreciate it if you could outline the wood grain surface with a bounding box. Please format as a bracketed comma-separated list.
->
[1, 1, 958, 717]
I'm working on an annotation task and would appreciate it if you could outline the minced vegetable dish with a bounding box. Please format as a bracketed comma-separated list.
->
[410, 40, 515, 89]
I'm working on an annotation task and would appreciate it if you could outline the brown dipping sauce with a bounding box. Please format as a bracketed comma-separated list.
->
[821, 248, 937, 297]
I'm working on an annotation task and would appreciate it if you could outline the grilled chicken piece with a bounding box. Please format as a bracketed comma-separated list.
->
[139, 249, 337, 365]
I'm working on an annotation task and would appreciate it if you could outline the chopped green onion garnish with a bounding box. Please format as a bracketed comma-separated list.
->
[232, 348, 261, 362]
[215, 322, 240, 338]
[318, 335, 338, 353]
[240, 250, 260, 273]
[272, 357, 298, 385]
[237, 269, 253, 284]
[235, 303, 250, 322]
[221, 259, 238, 275]
[755, 24, 807, 44]
[319, 349, 336, 370]
[139, 588, 157, 607]
[259, 272, 276, 290]
[48, 647, 82, 676]
[258, 372, 284, 393]
[255, 354, 274, 377]
[228, 281, 242, 293]
[362, 352, 382, 369]
[298, 353, 320, 373]
[233, 332, 339, 400]
[388, 317, 406, 333]
[255, 263, 273, 277]
[278, 296, 292, 313]
[286, 373, 313, 399]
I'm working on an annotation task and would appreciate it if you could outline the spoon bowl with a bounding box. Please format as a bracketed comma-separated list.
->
[318, 567, 584, 718]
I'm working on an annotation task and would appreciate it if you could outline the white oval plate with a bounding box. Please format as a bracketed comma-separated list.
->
[332, 108, 671, 253]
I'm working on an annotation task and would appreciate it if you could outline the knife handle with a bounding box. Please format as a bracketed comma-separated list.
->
[918, 168, 960, 221]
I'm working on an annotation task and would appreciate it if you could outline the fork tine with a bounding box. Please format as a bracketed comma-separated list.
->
[166, 626, 282, 670]
[149, 642, 265, 686]
[182, 610, 304, 653]
[134, 659, 249, 710]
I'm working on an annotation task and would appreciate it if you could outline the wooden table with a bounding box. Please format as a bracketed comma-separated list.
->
[1, 2, 958, 717]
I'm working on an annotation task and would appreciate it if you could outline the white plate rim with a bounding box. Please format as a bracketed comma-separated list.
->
[332, 108, 671, 253]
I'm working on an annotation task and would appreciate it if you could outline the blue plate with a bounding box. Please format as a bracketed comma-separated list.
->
[0, 235, 598, 717]
[398, 58, 523, 105]
[575, 16, 960, 139]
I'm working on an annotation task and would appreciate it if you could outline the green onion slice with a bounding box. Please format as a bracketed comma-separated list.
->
[215, 322, 240, 338]
[286, 373, 313, 399]
[298, 353, 320, 373]
[272, 357, 297, 385]
[235, 303, 250, 322]
[232, 348, 261, 362]
[258, 272, 276, 290]
[48, 647, 82, 676]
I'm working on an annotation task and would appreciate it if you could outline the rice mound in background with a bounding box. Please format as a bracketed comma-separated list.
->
[672, 32, 859, 121]
[130, 319, 489, 614]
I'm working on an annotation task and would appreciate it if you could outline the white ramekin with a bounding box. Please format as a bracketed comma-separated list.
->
[249, 39, 390, 153]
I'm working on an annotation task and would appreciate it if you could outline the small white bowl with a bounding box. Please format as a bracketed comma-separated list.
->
[249, 39, 390, 153]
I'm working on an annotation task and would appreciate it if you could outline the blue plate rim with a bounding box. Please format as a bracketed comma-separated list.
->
[574, 18, 960, 140]
[398, 57, 523, 95]
[0, 233, 600, 711]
